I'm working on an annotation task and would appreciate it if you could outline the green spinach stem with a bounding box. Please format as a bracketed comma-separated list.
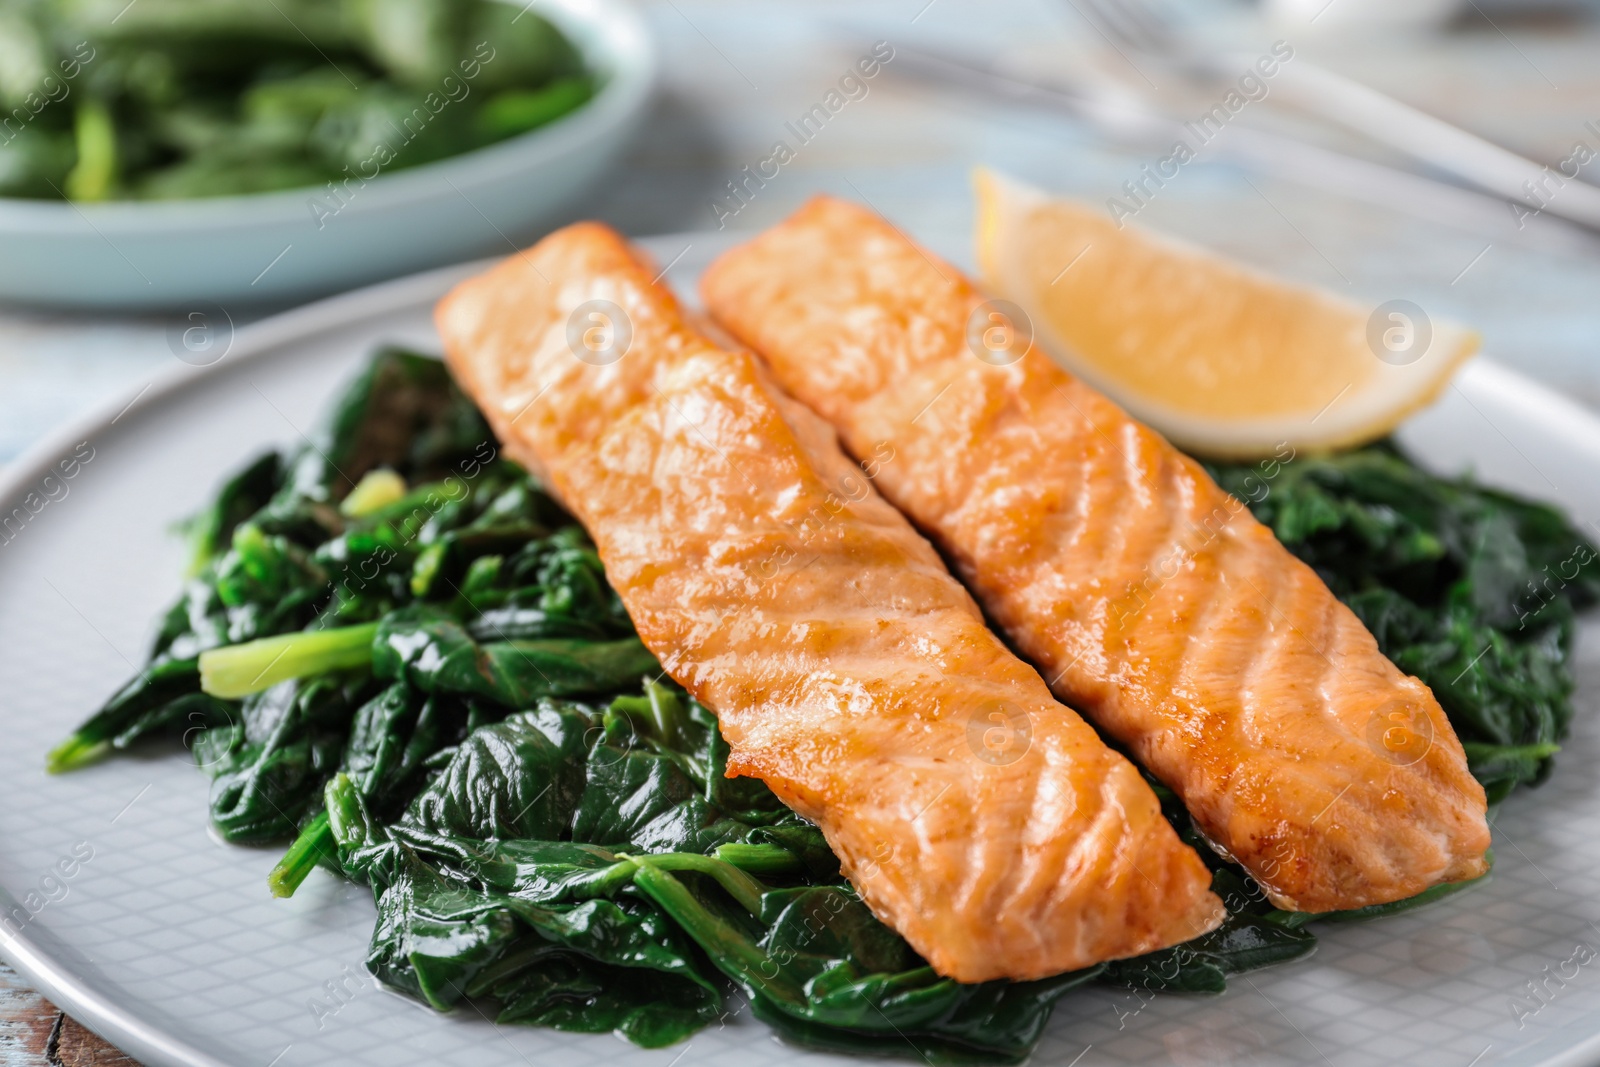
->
[199, 623, 378, 698]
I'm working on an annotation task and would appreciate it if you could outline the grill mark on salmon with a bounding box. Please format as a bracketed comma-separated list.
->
[435, 222, 1225, 981]
[701, 196, 1492, 912]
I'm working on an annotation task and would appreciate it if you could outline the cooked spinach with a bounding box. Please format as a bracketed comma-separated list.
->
[317, 693, 1106, 1060]
[47, 348, 1103, 1061]
[1210, 443, 1600, 806]
[0, 0, 594, 201]
[48, 352, 1595, 1057]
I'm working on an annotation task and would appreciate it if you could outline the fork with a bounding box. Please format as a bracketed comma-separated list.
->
[1068, 0, 1600, 231]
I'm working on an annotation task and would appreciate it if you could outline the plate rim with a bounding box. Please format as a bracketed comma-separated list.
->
[3, 237, 1600, 1067]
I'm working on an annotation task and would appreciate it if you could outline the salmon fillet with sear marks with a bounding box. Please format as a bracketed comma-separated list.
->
[434, 222, 1224, 982]
[700, 197, 1491, 913]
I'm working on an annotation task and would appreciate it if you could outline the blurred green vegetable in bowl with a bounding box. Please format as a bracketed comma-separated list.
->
[1, 0, 596, 200]
[0, 0, 652, 308]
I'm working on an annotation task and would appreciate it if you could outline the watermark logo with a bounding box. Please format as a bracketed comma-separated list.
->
[966, 701, 1032, 766]
[1514, 540, 1595, 630]
[165, 303, 235, 367]
[1363, 698, 1434, 767]
[1512, 941, 1596, 1029]
[566, 299, 631, 366]
[0, 842, 95, 941]
[1509, 119, 1600, 229]
[0, 42, 95, 147]
[710, 41, 895, 229]
[1366, 299, 1432, 366]
[321, 441, 498, 615]
[308, 963, 370, 1030]
[966, 299, 1033, 366]
[307, 44, 496, 231]
[1108, 40, 1294, 226]
[183, 703, 239, 770]
[1113, 442, 1297, 628]
[0, 441, 95, 550]
[752, 441, 895, 587]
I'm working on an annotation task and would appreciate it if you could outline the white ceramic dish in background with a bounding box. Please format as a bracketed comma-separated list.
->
[2, 237, 1600, 1067]
[0, 0, 653, 311]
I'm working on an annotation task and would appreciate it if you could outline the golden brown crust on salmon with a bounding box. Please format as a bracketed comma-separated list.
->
[701, 195, 1492, 912]
[435, 222, 1225, 981]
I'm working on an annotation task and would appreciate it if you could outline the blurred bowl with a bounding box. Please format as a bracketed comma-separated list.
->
[0, 0, 654, 311]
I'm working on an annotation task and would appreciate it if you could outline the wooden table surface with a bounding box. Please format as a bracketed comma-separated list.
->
[4, 0, 1600, 1060]
[0, 961, 137, 1066]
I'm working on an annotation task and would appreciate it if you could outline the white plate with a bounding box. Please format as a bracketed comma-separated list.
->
[2, 236, 1599, 1067]
[0, 0, 654, 310]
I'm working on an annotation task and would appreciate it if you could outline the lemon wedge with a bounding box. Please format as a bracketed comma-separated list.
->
[974, 167, 1479, 459]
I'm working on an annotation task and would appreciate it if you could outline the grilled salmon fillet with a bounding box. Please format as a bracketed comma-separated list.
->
[434, 222, 1224, 982]
[701, 197, 1492, 913]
